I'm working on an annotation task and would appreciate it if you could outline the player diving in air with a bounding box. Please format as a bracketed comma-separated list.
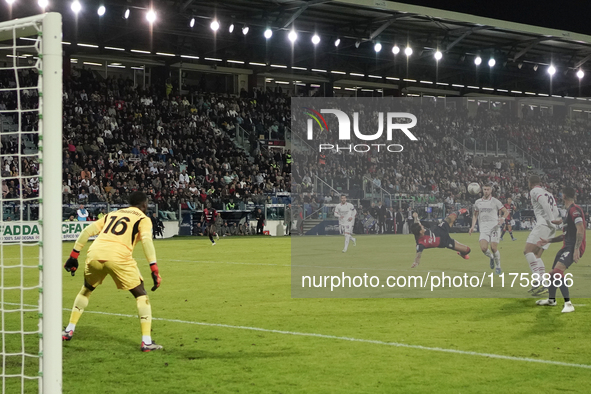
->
[535, 187, 585, 313]
[334, 195, 357, 253]
[469, 184, 509, 275]
[411, 208, 470, 268]
[500, 197, 518, 241]
[62, 192, 163, 352]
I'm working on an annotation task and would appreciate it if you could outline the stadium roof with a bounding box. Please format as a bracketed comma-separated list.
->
[2, 0, 591, 96]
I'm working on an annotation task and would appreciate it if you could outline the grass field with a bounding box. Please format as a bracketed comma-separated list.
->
[2, 232, 591, 393]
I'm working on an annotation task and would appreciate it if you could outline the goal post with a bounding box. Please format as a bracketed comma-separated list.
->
[0, 12, 62, 393]
[40, 12, 63, 394]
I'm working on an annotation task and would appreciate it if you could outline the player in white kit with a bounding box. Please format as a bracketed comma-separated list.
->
[524, 175, 562, 295]
[334, 195, 357, 253]
[469, 184, 509, 275]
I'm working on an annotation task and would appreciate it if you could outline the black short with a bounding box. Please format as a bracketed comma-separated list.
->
[442, 237, 456, 250]
[553, 247, 575, 269]
[207, 223, 216, 232]
[435, 222, 456, 250]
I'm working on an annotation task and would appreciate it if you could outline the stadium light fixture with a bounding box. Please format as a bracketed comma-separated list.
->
[97, 5, 105, 16]
[242, 26, 249, 35]
[146, 9, 156, 23]
[577, 69, 585, 79]
[392, 45, 400, 55]
[334, 38, 340, 47]
[434, 50, 442, 61]
[474, 56, 482, 66]
[533, 64, 538, 71]
[228, 23, 234, 33]
[488, 58, 496, 67]
[288, 30, 298, 43]
[264, 28, 272, 39]
[405, 46, 412, 56]
[123, 8, 130, 19]
[374, 43, 382, 53]
[355, 40, 361, 48]
[211, 20, 220, 31]
[6, 0, 15, 4]
[38, 0, 48, 9]
[548, 65, 556, 76]
[71, 0, 81, 13]
[189, 18, 195, 28]
[312, 34, 320, 45]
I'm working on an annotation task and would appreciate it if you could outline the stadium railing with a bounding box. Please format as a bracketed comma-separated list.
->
[58, 203, 157, 221]
[363, 175, 393, 206]
[456, 137, 541, 169]
[313, 175, 342, 197]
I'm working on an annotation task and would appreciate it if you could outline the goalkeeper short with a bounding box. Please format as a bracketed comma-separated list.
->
[84, 258, 144, 291]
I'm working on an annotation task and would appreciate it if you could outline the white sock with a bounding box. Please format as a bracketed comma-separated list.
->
[525, 252, 545, 276]
[484, 250, 493, 259]
[536, 258, 545, 276]
[65, 323, 76, 332]
[344, 234, 350, 251]
[494, 250, 501, 268]
[351, 236, 356, 243]
[142, 335, 152, 345]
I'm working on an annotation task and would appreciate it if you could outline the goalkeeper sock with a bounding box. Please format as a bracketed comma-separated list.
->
[136, 295, 152, 345]
[67, 286, 92, 331]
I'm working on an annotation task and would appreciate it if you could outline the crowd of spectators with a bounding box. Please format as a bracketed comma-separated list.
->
[292, 99, 591, 222]
[3, 64, 591, 226]
[56, 67, 293, 220]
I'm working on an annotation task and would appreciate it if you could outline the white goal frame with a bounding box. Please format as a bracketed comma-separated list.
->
[0, 13, 62, 393]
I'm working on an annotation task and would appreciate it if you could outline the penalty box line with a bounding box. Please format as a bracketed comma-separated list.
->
[72, 307, 591, 370]
[7, 302, 589, 369]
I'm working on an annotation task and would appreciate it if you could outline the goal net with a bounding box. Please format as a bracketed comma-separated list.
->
[0, 13, 62, 393]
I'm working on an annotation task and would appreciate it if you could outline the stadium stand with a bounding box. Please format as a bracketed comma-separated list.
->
[58, 69, 290, 217]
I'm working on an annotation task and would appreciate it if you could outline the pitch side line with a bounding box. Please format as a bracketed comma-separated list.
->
[5, 302, 589, 368]
[77, 308, 591, 370]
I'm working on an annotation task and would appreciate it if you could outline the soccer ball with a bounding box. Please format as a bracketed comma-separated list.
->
[468, 182, 481, 195]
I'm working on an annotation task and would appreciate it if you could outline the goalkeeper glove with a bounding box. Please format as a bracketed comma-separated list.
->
[150, 263, 161, 291]
[64, 250, 80, 276]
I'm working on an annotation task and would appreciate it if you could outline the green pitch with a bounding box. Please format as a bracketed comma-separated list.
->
[2, 233, 591, 393]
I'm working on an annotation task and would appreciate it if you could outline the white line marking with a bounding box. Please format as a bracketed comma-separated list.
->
[8, 302, 591, 369]
[74, 308, 591, 370]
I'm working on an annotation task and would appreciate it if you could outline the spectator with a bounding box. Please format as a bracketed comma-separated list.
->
[76, 204, 88, 221]
[255, 208, 265, 234]
[151, 212, 165, 238]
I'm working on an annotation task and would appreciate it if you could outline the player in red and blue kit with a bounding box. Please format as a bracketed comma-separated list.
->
[410, 209, 471, 268]
[500, 197, 517, 241]
[536, 187, 586, 313]
[203, 201, 219, 245]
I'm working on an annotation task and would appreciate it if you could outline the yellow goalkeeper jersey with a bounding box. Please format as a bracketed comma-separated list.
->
[74, 207, 156, 263]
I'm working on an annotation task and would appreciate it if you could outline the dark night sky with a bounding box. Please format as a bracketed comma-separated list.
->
[396, 0, 591, 36]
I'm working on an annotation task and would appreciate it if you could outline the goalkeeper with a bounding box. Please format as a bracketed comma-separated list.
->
[63, 192, 163, 352]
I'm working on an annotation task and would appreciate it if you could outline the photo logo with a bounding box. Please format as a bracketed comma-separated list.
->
[303, 107, 329, 133]
[304, 109, 418, 153]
